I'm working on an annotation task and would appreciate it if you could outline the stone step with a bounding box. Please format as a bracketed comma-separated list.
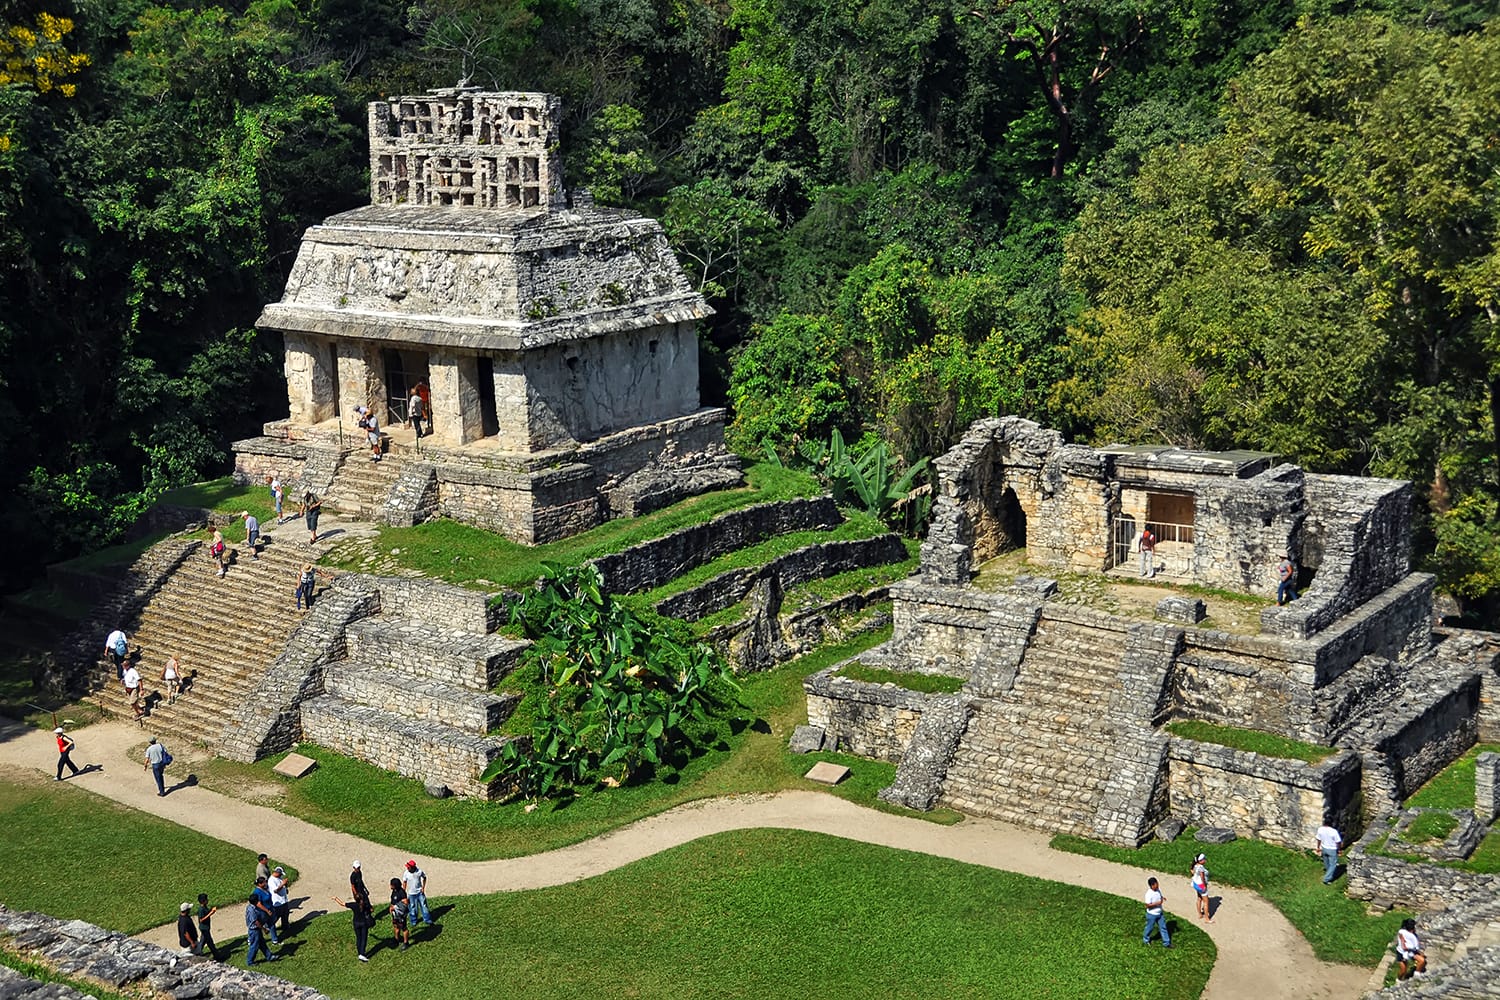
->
[325, 663, 519, 734]
[300, 694, 511, 799]
[345, 617, 527, 691]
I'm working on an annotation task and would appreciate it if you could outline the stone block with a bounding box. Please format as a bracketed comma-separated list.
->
[1154, 596, 1206, 624]
[1011, 575, 1059, 598]
[424, 783, 451, 798]
[1196, 827, 1237, 844]
[273, 752, 318, 779]
[1477, 752, 1500, 823]
[1155, 817, 1186, 842]
[789, 725, 826, 754]
[805, 761, 850, 785]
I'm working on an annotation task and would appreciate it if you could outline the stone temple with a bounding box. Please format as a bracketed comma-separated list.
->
[234, 90, 738, 541]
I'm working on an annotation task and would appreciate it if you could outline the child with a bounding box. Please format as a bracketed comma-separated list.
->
[269, 475, 285, 525]
[162, 655, 180, 705]
[389, 878, 411, 950]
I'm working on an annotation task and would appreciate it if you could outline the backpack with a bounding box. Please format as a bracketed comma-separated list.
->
[112, 638, 127, 656]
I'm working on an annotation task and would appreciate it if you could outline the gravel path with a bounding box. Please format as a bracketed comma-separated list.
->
[6, 719, 1376, 1000]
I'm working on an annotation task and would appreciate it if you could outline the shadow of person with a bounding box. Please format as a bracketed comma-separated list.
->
[75, 763, 104, 777]
[1208, 896, 1222, 920]
[164, 774, 199, 795]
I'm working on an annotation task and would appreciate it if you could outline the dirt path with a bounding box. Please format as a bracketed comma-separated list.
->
[4, 720, 1372, 1000]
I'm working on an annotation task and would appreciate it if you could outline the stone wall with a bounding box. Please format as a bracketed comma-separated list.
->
[231, 436, 308, 490]
[1166, 738, 1363, 849]
[1341, 672, 1482, 811]
[366, 575, 501, 634]
[218, 576, 383, 762]
[1346, 814, 1500, 910]
[804, 666, 934, 761]
[592, 496, 842, 594]
[384, 461, 439, 527]
[0, 905, 330, 1000]
[656, 534, 909, 621]
[1169, 631, 1312, 739]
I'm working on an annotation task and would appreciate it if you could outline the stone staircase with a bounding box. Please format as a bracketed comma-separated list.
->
[299, 613, 530, 797]
[940, 613, 1130, 835]
[324, 448, 406, 519]
[87, 527, 315, 745]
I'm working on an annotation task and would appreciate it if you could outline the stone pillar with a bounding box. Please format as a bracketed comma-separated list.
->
[491, 355, 531, 451]
[283, 332, 336, 425]
[1477, 752, 1500, 823]
[336, 340, 385, 419]
[429, 349, 483, 447]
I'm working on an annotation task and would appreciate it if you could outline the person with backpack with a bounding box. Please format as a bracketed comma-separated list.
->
[104, 629, 128, 679]
[355, 405, 381, 462]
[388, 878, 411, 950]
[143, 736, 171, 796]
[54, 726, 80, 780]
[303, 491, 322, 544]
[295, 562, 330, 612]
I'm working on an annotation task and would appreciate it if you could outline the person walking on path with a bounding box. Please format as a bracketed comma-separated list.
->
[1395, 918, 1426, 979]
[269, 865, 292, 936]
[143, 736, 169, 796]
[176, 902, 199, 956]
[388, 878, 411, 950]
[332, 892, 375, 962]
[251, 876, 280, 945]
[161, 655, 181, 705]
[1314, 821, 1343, 884]
[269, 476, 285, 525]
[244, 897, 277, 967]
[1139, 528, 1157, 578]
[242, 511, 261, 561]
[1191, 854, 1212, 923]
[196, 894, 220, 960]
[53, 727, 80, 780]
[402, 859, 430, 927]
[122, 662, 143, 720]
[1277, 554, 1299, 606]
[303, 491, 322, 544]
[256, 853, 271, 884]
[105, 629, 128, 679]
[1143, 877, 1172, 948]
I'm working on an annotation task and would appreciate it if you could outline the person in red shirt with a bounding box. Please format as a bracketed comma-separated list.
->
[54, 727, 80, 781]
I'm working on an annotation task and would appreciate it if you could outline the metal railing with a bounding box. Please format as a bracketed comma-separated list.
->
[1145, 520, 1195, 545]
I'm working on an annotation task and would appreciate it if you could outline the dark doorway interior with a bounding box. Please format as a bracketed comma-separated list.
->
[477, 356, 498, 437]
[996, 486, 1026, 550]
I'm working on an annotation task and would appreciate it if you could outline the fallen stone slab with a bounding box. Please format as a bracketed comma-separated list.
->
[789, 725, 826, 754]
[805, 761, 850, 785]
[1155, 817, 1186, 843]
[273, 752, 318, 779]
[1196, 827, 1238, 845]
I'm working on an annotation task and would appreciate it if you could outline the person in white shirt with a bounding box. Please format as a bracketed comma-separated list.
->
[1314, 821, 1343, 884]
[268, 866, 292, 936]
[1394, 918, 1426, 979]
[1190, 853, 1211, 922]
[1142, 877, 1171, 947]
[121, 663, 143, 720]
[104, 629, 128, 679]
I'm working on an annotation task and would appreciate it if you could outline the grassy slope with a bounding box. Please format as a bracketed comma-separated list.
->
[234, 830, 1213, 1000]
[193, 628, 963, 861]
[323, 463, 822, 590]
[1164, 720, 1336, 764]
[0, 779, 282, 934]
[1051, 831, 1406, 966]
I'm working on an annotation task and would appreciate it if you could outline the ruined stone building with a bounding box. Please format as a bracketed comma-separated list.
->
[806, 417, 1497, 854]
[234, 90, 737, 542]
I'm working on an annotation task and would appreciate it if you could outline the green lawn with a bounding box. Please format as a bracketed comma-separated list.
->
[1165, 720, 1337, 764]
[194, 628, 960, 861]
[322, 463, 822, 590]
[1399, 743, 1500, 872]
[0, 779, 288, 934]
[1051, 830, 1407, 966]
[838, 661, 967, 694]
[229, 830, 1213, 1000]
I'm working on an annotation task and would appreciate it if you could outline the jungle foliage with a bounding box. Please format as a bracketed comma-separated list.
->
[5, 0, 1500, 615]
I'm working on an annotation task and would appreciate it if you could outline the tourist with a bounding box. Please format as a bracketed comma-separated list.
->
[177, 902, 199, 956]
[104, 628, 128, 679]
[210, 528, 228, 578]
[388, 878, 411, 950]
[256, 853, 271, 883]
[143, 736, 169, 796]
[415, 379, 432, 435]
[332, 891, 374, 962]
[269, 475, 285, 524]
[269, 866, 292, 936]
[251, 876, 280, 945]
[242, 510, 261, 560]
[53, 726, 80, 780]
[1139, 527, 1156, 578]
[408, 387, 425, 440]
[403, 859, 430, 927]
[350, 859, 370, 904]
[1277, 553, 1299, 605]
[303, 491, 322, 544]
[355, 405, 381, 462]
[122, 662, 143, 720]
[296, 562, 330, 612]
[1143, 877, 1171, 948]
[1314, 820, 1343, 884]
[162, 655, 181, 705]
[244, 896, 277, 966]
[1190, 853, 1211, 922]
[196, 893, 220, 959]
[1395, 918, 1426, 979]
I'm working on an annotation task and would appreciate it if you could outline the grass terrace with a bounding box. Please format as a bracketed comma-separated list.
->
[1052, 828, 1408, 966]
[1392, 742, 1500, 872]
[1164, 720, 1338, 764]
[837, 661, 967, 694]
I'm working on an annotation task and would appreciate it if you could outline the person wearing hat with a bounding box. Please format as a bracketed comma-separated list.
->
[143, 736, 170, 796]
[268, 865, 292, 935]
[350, 859, 370, 904]
[176, 901, 199, 956]
[1190, 853, 1211, 922]
[402, 859, 430, 928]
[54, 727, 80, 781]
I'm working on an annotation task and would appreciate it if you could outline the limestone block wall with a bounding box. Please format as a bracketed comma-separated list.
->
[324, 664, 515, 730]
[1305, 574, 1435, 686]
[344, 618, 525, 690]
[592, 496, 842, 594]
[1170, 633, 1315, 740]
[1182, 464, 1305, 594]
[435, 460, 598, 544]
[1346, 815, 1500, 909]
[232, 437, 308, 491]
[367, 575, 501, 634]
[886, 579, 1007, 678]
[1166, 739, 1363, 849]
[804, 667, 933, 761]
[283, 330, 337, 425]
[1343, 673, 1482, 811]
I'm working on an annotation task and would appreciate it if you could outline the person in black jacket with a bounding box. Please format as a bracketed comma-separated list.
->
[332, 891, 375, 962]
